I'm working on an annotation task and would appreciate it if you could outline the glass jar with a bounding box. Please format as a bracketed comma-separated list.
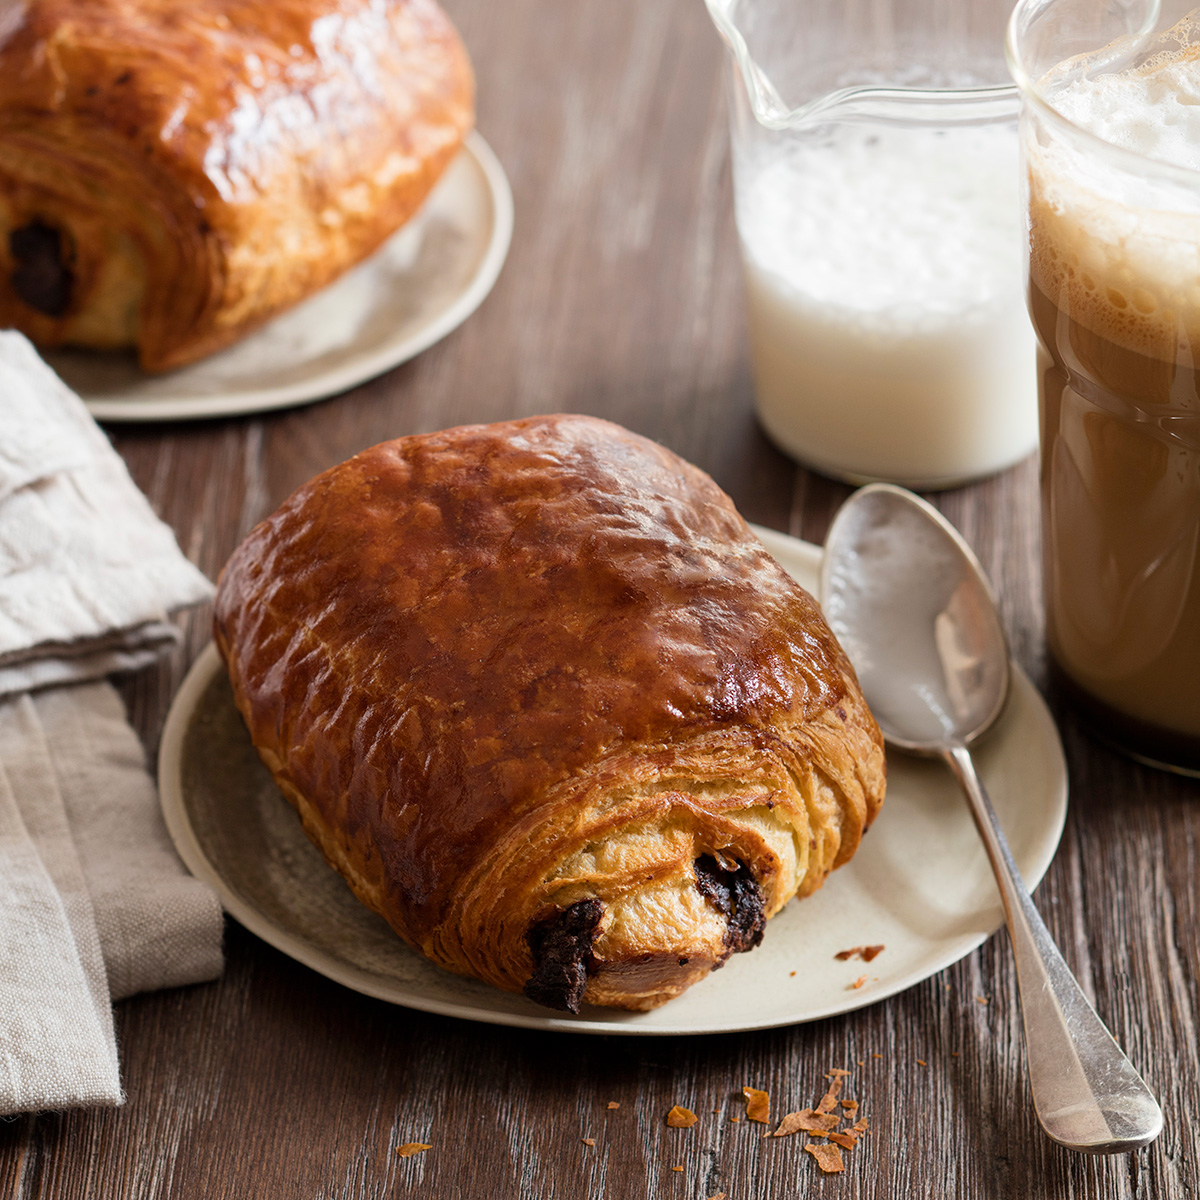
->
[1008, 0, 1200, 772]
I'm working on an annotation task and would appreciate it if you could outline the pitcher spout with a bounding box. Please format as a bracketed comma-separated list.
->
[704, 0, 1017, 129]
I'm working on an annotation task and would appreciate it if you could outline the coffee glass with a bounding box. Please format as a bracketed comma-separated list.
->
[705, 0, 1038, 489]
[1008, 0, 1200, 772]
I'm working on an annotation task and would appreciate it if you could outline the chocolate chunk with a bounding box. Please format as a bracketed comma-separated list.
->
[10, 222, 73, 316]
[523, 898, 603, 1013]
[694, 854, 766, 956]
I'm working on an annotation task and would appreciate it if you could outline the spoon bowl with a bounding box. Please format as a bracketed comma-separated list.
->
[821, 483, 1162, 1155]
[820, 484, 1008, 753]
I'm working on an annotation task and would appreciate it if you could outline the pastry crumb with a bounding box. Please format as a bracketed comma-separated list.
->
[816, 1075, 844, 1114]
[607, 1101, 620, 1110]
[582, 1137, 595, 1147]
[666, 1105, 697, 1128]
[771, 1066, 869, 1175]
[396, 1143, 432, 1158]
[773, 1109, 839, 1137]
[835, 944, 885, 962]
[743, 1087, 770, 1123]
[805, 1142, 845, 1174]
[851, 975, 867, 989]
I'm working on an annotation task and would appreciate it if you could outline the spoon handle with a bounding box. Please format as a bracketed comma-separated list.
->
[943, 743, 1163, 1154]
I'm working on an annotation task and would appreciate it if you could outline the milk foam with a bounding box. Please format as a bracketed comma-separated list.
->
[1029, 15, 1200, 361]
[735, 124, 1037, 485]
[1051, 43, 1200, 172]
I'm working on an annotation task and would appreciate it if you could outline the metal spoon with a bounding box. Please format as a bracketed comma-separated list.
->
[819, 483, 1162, 1155]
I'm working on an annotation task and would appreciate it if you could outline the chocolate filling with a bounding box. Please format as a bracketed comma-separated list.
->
[10, 221, 73, 316]
[523, 898, 603, 1013]
[694, 854, 766, 958]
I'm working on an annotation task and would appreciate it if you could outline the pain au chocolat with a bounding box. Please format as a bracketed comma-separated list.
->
[0, 0, 473, 370]
[213, 416, 886, 1012]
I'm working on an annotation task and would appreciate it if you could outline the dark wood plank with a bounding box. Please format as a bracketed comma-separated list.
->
[3, 0, 1200, 1196]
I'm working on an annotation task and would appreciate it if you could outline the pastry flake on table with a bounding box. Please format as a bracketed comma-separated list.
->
[0, 0, 473, 370]
[213, 415, 886, 1012]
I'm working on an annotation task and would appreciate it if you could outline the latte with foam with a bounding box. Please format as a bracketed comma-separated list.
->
[1025, 14, 1200, 766]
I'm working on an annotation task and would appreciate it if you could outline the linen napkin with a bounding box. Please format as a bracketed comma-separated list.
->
[0, 331, 223, 1115]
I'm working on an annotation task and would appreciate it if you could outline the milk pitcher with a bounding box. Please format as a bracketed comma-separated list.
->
[706, 0, 1035, 489]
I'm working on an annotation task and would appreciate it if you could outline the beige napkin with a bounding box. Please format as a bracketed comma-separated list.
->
[0, 332, 222, 1115]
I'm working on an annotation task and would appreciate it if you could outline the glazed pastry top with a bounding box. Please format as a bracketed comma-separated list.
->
[214, 415, 883, 948]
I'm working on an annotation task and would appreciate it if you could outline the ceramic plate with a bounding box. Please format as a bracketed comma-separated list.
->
[49, 132, 513, 423]
[158, 528, 1068, 1035]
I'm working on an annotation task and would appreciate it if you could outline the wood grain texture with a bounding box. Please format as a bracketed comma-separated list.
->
[2, 0, 1199, 1196]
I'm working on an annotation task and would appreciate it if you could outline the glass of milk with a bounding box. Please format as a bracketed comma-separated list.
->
[705, 0, 1038, 489]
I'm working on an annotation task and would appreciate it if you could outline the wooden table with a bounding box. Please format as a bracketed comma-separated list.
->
[3, 0, 1198, 1195]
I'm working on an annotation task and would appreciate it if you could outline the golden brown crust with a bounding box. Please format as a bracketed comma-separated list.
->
[214, 415, 885, 1010]
[0, 0, 474, 369]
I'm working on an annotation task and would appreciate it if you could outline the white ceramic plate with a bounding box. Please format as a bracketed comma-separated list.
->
[158, 529, 1067, 1035]
[48, 132, 513, 423]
